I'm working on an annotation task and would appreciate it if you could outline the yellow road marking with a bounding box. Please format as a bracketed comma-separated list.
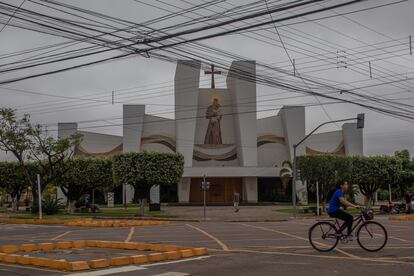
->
[125, 227, 135, 242]
[241, 223, 361, 259]
[186, 224, 229, 251]
[51, 231, 72, 241]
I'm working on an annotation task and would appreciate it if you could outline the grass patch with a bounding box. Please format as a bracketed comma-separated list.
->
[0, 207, 175, 220]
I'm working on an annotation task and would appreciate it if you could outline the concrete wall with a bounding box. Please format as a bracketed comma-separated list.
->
[227, 60, 258, 167]
[175, 60, 201, 167]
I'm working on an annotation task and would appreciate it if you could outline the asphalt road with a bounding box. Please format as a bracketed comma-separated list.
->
[0, 216, 413, 276]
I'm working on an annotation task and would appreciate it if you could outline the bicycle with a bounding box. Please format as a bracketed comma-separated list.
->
[308, 209, 387, 252]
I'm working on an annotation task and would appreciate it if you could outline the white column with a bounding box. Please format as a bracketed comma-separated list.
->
[280, 106, 307, 204]
[243, 177, 258, 203]
[174, 60, 201, 167]
[227, 60, 258, 167]
[178, 177, 191, 203]
[122, 105, 145, 204]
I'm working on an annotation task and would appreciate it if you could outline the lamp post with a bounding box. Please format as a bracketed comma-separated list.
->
[292, 114, 365, 218]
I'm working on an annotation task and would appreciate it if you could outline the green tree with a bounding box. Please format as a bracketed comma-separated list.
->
[58, 157, 113, 214]
[297, 154, 352, 212]
[352, 156, 402, 207]
[394, 150, 414, 198]
[0, 108, 81, 209]
[0, 162, 28, 211]
[113, 152, 184, 216]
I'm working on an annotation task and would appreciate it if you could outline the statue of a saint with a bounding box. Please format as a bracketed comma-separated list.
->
[204, 98, 222, 144]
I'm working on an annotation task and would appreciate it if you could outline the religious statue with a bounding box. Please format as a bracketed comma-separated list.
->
[204, 98, 222, 144]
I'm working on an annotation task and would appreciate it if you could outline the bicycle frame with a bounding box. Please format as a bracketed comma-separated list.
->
[334, 214, 366, 237]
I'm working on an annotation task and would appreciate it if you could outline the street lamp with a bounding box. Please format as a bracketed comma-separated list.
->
[291, 114, 365, 218]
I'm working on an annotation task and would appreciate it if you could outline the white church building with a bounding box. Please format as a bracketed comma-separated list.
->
[58, 60, 363, 204]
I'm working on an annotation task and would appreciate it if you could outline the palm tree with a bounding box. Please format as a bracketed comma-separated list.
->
[279, 160, 293, 195]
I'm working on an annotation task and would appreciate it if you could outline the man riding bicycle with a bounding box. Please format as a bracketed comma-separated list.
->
[328, 180, 359, 241]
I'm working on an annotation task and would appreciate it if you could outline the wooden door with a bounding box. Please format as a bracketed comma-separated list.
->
[190, 177, 242, 203]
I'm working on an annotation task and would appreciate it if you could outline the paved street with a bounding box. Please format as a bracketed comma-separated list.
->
[0, 216, 413, 275]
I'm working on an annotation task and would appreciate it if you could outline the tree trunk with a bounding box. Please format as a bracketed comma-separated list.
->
[365, 194, 373, 208]
[68, 200, 77, 214]
[139, 198, 147, 217]
[11, 196, 19, 212]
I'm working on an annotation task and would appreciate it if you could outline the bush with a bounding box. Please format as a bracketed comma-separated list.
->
[31, 196, 64, 215]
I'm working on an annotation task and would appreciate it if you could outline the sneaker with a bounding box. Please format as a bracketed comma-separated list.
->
[346, 235, 354, 241]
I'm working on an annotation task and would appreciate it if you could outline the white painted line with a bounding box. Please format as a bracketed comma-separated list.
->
[65, 266, 146, 276]
[142, 256, 211, 267]
[150, 273, 190, 276]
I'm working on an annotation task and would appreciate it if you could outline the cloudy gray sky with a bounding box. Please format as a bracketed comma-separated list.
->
[1, 0, 414, 160]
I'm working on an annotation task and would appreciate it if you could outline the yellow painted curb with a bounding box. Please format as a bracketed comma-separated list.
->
[110, 256, 131, 266]
[3, 254, 18, 263]
[160, 245, 179, 252]
[192, 248, 208, 256]
[19, 244, 38, 252]
[179, 249, 194, 258]
[88, 259, 110, 269]
[164, 251, 182, 260]
[38, 243, 55, 251]
[147, 253, 166, 262]
[147, 244, 164, 251]
[72, 240, 86, 248]
[48, 259, 69, 270]
[0, 245, 18, 253]
[122, 242, 137, 250]
[134, 243, 149, 251]
[16, 255, 31, 265]
[56, 241, 72, 249]
[129, 254, 149, 264]
[68, 261, 90, 271]
[86, 240, 98, 247]
[0, 253, 6, 261]
[36, 257, 52, 267]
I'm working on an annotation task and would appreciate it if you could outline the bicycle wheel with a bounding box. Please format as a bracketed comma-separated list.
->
[357, 221, 388, 252]
[309, 221, 339, 252]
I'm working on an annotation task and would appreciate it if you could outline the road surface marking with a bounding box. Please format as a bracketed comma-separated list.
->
[125, 227, 135, 242]
[186, 224, 229, 251]
[143, 256, 211, 268]
[232, 249, 413, 265]
[65, 266, 146, 276]
[389, 236, 408, 242]
[150, 273, 190, 276]
[51, 231, 72, 241]
[241, 223, 361, 259]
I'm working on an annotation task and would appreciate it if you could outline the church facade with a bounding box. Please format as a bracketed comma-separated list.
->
[58, 60, 363, 204]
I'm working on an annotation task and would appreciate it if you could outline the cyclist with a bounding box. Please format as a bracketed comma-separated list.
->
[327, 180, 359, 241]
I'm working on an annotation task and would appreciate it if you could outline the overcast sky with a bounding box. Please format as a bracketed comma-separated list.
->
[1, 0, 414, 160]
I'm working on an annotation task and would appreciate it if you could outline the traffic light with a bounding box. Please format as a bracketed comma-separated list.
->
[357, 113, 365, 129]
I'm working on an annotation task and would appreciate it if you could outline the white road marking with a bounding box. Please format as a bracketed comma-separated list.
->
[65, 266, 146, 276]
[142, 256, 211, 267]
[150, 273, 190, 276]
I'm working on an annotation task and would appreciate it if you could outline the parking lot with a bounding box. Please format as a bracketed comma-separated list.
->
[0, 216, 413, 275]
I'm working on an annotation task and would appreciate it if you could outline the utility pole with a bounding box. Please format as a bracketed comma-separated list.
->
[291, 114, 365, 218]
[410, 35, 412, 56]
[37, 174, 42, 220]
[293, 58, 296, 76]
[112, 90, 114, 105]
[368, 61, 372, 79]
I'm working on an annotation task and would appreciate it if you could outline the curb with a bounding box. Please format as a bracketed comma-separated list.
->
[389, 215, 414, 221]
[0, 240, 208, 272]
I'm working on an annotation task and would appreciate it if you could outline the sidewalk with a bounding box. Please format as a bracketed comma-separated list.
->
[161, 205, 290, 222]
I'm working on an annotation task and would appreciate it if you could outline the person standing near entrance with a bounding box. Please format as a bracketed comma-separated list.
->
[233, 192, 240, 213]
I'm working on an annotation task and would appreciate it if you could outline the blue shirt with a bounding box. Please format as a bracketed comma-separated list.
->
[328, 189, 345, 214]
